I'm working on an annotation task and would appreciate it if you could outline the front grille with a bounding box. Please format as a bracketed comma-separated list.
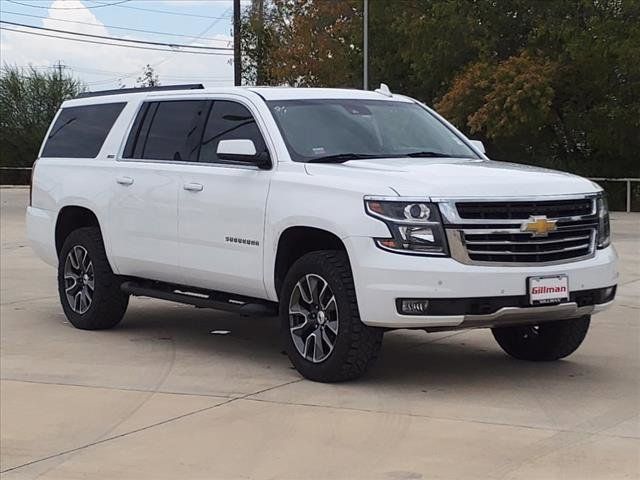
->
[443, 196, 599, 265]
[462, 229, 594, 263]
[456, 199, 593, 220]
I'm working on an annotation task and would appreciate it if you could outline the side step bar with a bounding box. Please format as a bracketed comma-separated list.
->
[121, 280, 278, 317]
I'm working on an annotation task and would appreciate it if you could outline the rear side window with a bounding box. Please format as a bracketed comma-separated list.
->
[124, 100, 208, 161]
[41, 102, 125, 158]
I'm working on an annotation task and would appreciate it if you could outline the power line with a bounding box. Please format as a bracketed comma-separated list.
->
[5, 0, 130, 10]
[64, 65, 229, 79]
[0, 21, 233, 51]
[9, 5, 234, 86]
[0, 4, 235, 88]
[1, 10, 232, 43]
[51, 13, 232, 87]
[0, 26, 234, 55]
[136, 6, 233, 71]
[88, 0, 232, 19]
[9, 64, 231, 88]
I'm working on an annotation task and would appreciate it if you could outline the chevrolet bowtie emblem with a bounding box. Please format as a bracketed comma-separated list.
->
[520, 215, 557, 237]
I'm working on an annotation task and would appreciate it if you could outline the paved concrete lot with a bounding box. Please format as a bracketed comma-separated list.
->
[1, 187, 638, 479]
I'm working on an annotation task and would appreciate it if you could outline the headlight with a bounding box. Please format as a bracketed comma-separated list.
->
[365, 198, 449, 255]
[596, 194, 610, 249]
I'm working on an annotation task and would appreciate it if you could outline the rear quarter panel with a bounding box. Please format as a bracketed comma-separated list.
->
[30, 98, 142, 272]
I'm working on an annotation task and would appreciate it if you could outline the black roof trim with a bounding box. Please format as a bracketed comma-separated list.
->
[75, 84, 205, 99]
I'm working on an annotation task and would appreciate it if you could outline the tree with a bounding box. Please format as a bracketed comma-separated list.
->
[434, 1, 640, 177]
[136, 64, 159, 88]
[436, 53, 558, 168]
[240, 0, 639, 178]
[0, 64, 84, 168]
[242, 0, 362, 87]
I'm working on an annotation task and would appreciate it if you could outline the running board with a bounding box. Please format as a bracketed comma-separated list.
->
[120, 280, 278, 317]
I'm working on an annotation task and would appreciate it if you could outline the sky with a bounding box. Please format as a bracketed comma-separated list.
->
[0, 0, 243, 90]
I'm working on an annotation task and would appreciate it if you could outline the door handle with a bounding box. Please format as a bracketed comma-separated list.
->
[116, 176, 134, 186]
[183, 182, 203, 192]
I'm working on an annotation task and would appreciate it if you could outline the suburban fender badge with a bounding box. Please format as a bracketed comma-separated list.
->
[520, 215, 558, 237]
[225, 236, 260, 246]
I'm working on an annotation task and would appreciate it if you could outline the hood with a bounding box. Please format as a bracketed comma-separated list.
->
[304, 158, 600, 198]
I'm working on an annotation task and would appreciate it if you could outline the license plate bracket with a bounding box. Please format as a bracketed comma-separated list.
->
[527, 275, 569, 305]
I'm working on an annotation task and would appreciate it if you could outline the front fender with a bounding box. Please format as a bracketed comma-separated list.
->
[262, 177, 393, 300]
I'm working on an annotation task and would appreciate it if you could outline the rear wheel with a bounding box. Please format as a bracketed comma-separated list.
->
[492, 316, 590, 361]
[58, 227, 128, 330]
[280, 251, 383, 382]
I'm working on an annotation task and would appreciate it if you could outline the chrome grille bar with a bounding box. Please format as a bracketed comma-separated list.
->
[438, 195, 598, 225]
[464, 234, 591, 246]
[440, 195, 599, 266]
[466, 244, 591, 256]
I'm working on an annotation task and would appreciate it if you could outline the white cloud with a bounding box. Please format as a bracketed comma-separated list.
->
[0, 0, 234, 90]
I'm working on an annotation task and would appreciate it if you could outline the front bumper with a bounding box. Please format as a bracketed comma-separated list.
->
[422, 299, 614, 332]
[344, 236, 618, 329]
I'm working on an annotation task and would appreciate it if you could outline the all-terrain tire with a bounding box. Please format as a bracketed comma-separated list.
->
[280, 250, 383, 382]
[492, 316, 591, 361]
[58, 227, 129, 330]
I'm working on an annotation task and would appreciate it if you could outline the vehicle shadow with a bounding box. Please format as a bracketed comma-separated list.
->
[117, 300, 606, 391]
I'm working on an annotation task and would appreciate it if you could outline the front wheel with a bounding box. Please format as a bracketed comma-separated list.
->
[492, 316, 591, 361]
[280, 251, 383, 382]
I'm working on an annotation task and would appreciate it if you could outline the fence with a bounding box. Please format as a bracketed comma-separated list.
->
[588, 178, 639, 213]
[1, 167, 31, 186]
[1, 167, 638, 212]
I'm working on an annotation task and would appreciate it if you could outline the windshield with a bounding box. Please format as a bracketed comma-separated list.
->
[267, 99, 479, 163]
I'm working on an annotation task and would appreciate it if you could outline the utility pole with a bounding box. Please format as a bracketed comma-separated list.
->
[233, 0, 241, 86]
[363, 0, 368, 90]
[55, 60, 64, 79]
[255, 0, 264, 85]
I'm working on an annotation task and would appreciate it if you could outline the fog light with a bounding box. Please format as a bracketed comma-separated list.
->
[399, 299, 430, 315]
[603, 286, 616, 302]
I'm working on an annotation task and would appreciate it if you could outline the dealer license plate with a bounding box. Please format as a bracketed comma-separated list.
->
[528, 275, 569, 305]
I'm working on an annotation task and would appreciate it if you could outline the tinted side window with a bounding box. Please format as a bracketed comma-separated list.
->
[42, 102, 125, 158]
[139, 100, 208, 161]
[122, 102, 150, 158]
[199, 101, 266, 163]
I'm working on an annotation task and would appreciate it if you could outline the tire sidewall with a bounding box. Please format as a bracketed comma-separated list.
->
[279, 252, 364, 381]
[492, 316, 590, 361]
[57, 227, 122, 328]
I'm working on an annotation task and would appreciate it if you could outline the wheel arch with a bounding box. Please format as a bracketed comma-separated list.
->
[55, 205, 102, 256]
[273, 226, 348, 298]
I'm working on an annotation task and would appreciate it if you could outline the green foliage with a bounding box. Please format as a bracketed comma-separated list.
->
[0, 65, 84, 167]
[242, 0, 640, 177]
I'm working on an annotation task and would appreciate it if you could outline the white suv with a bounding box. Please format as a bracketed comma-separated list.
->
[27, 84, 618, 382]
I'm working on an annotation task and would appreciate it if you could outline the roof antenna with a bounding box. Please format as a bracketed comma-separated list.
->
[375, 83, 392, 97]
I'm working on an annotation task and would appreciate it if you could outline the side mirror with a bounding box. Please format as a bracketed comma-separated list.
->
[470, 139, 486, 154]
[216, 139, 270, 169]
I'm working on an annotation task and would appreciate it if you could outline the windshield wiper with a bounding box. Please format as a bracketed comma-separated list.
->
[305, 153, 383, 163]
[404, 151, 452, 158]
[306, 151, 457, 163]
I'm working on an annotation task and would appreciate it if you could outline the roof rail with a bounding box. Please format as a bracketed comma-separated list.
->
[75, 84, 205, 99]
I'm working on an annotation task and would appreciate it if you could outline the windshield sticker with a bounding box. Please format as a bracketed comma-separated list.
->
[312, 147, 326, 155]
